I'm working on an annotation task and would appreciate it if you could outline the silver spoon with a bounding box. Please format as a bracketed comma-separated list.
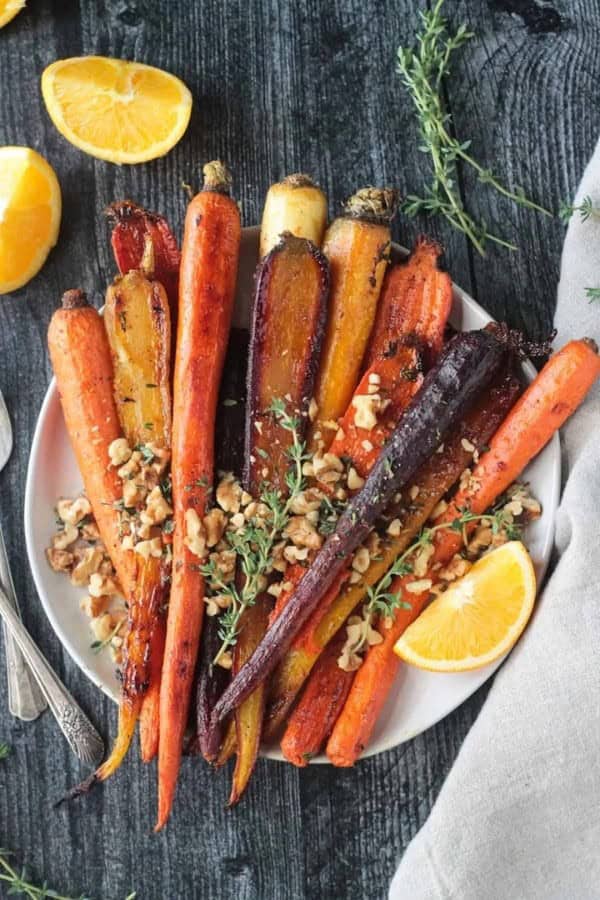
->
[0, 583, 104, 765]
[0, 388, 46, 720]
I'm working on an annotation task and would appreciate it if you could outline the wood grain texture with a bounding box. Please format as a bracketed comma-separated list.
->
[0, 0, 598, 897]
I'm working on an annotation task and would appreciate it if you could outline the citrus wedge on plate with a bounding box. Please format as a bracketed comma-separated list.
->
[394, 541, 536, 672]
[0, 0, 25, 29]
[0, 147, 62, 295]
[41, 56, 193, 164]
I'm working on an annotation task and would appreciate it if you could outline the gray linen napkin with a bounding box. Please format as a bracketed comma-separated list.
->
[390, 142, 600, 900]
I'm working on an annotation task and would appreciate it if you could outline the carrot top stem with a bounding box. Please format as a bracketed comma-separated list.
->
[202, 160, 233, 194]
[61, 289, 89, 309]
[343, 187, 400, 224]
[282, 173, 319, 188]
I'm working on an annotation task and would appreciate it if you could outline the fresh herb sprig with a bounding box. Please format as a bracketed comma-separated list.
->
[585, 287, 600, 304]
[0, 850, 90, 900]
[0, 741, 10, 760]
[397, 0, 550, 255]
[90, 617, 125, 655]
[558, 195, 600, 224]
[204, 399, 310, 665]
[365, 506, 520, 621]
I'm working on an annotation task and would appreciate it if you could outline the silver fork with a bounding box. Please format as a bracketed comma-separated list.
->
[0, 388, 46, 720]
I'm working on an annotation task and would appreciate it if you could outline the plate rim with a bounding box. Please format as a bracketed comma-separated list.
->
[24, 232, 561, 764]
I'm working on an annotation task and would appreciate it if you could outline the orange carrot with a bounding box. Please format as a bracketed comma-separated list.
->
[364, 236, 452, 368]
[308, 187, 398, 448]
[281, 629, 354, 766]
[156, 162, 241, 830]
[47, 290, 135, 598]
[327, 338, 600, 766]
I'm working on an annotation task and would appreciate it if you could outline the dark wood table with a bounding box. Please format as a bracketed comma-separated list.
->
[0, 1, 596, 897]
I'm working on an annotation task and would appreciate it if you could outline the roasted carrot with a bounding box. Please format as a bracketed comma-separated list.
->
[228, 231, 329, 803]
[264, 370, 520, 738]
[107, 200, 180, 323]
[364, 236, 452, 369]
[156, 161, 241, 830]
[308, 187, 399, 449]
[205, 329, 507, 752]
[327, 338, 600, 766]
[93, 250, 173, 779]
[260, 174, 328, 258]
[280, 629, 354, 766]
[245, 233, 329, 489]
[47, 290, 135, 598]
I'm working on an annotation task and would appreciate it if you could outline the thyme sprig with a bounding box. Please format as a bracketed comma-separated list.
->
[397, 0, 550, 255]
[0, 741, 10, 760]
[365, 505, 521, 621]
[0, 849, 90, 900]
[558, 195, 600, 224]
[585, 287, 600, 304]
[204, 399, 310, 665]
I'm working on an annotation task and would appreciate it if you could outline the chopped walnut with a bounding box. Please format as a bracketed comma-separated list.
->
[405, 578, 433, 594]
[289, 488, 323, 515]
[387, 518, 402, 538]
[184, 508, 207, 560]
[123, 478, 145, 508]
[70, 547, 104, 586]
[283, 544, 310, 564]
[338, 609, 383, 672]
[413, 543, 435, 577]
[216, 651, 233, 670]
[284, 516, 323, 550]
[80, 519, 101, 542]
[308, 397, 318, 422]
[117, 451, 142, 480]
[203, 508, 227, 547]
[216, 473, 242, 514]
[461, 437, 475, 454]
[134, 537, 163, 561]
[52, 524, 79, 550]
[438, 555, 471, 583]
[351, 392, 389, 430]
[210, 548, 237, 582]
[142, 486, 173, 525]
[352, 546, 370, 574]
[80, 595, 109, 618]
[90, 612, 114, 643]
[89, 572, 121, 597]
[56, 496, 92, 526]
[108, 437, 132, 467]
[46, 547, 74, 573]
[347, 467, 365, 491]
[312, 451, 344, 485]
[147, 443, 171, 475]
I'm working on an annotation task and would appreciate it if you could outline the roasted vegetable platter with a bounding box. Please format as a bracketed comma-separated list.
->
[24, 167, 600, 827]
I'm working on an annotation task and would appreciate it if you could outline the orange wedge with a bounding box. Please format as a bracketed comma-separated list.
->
[41, 56, 192, 164]
[0, 147, 61, 295]
[0, 0, 25, 29]
[394, 541, 536, 672]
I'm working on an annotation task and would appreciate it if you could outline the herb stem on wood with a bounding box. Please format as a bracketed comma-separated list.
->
[397, 0, 550, 254]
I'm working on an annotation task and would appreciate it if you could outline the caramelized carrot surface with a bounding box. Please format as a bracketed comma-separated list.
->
[157, 162, 241, 830]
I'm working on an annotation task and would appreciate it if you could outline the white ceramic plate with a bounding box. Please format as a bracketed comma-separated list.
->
[24, 227, 561, 762]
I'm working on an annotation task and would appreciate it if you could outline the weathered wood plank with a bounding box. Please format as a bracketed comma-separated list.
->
[0, 0, 593, 897]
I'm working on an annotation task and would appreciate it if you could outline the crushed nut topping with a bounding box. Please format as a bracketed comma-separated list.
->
[108, 437, 132, 467]
[184, 508, 207, 560]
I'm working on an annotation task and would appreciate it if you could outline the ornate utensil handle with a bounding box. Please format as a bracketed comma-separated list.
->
[0, 525, 46, 720]
[0, 584, 104, 766]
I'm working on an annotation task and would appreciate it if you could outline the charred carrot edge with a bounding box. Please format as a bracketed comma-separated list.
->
[229, 233, 330, 803]
[260, 174, 328, 259]
[205, 330, 507, 754]
[156, 161, 241, 831]
[280, 629, 354, 766]
[245, 233, 330, 489]
[308, 187, 399, 450]
[364, 236, 452, 370]
[264, 370, 521, 740]
[107, 200, 181, 327]
[103, 255, 173, 767]
[326, 338, 600, 766]
[47, 291, 135, 598]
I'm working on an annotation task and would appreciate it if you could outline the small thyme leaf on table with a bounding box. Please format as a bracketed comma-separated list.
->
[0, 742, 10, 760]
[559, 195, 600, 224]
[585, 287, 600, 304]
